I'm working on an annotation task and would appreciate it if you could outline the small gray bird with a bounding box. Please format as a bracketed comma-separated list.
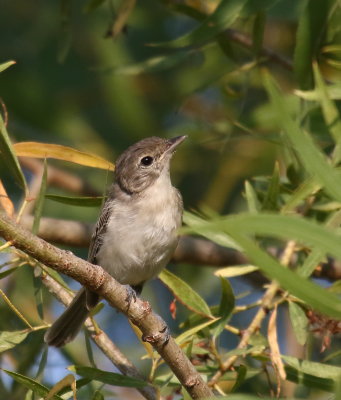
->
[45, 136, 186, 347]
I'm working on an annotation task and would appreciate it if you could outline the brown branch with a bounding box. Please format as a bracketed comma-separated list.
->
[20, 216, 341, 282]
[42, 273, 157, 400]
[0, 212, 214, 399]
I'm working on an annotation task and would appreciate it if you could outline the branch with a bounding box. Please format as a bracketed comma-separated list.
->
[0, 212, 213, 399]
[41, 273, 157, 400]
[20, 216, 341, 281]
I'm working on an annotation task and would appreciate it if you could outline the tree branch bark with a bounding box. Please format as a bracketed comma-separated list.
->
[0, 212, 214, 399]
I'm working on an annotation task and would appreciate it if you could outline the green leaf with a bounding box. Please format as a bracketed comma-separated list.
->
[283, 355, 341, 390]
[0, 330, 29, 352]
[0, 60, 16, 73]
[151, 0, 247, 49]
[35, 346, 48, 380]
[264, 72, 341, 203]
[68, 366, 147, 387]
[262, 161, 280, 211]
[159, 269, 212, 317]
[0, 113, 27, 193]
[294, 84, 341, 100]
[281, 177, 320, 214]
[45, 194, 104, 207]
[33, 159, 47, 234]
[91, 391, 104, 400]
[313, 62, 341, 163]
[83, 0, 106, 13]
[293, 1, 329, 89]
[244, 181, 260, 214]
[212, 277, 235, 337]
[231, 364, 247, 393]
[1, 369, 62, 399]
[186, 212, 341, 319]
[175, 318, 218, 345]
[0, 266, 19, 280]
[106, 51, 192, 75]
[288, 302, 308, 346]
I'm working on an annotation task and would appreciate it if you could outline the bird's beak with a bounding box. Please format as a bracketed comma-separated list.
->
[166, 135, 187, 154]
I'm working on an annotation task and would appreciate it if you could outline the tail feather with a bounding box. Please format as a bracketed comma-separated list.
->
[45, 288, 91, 347]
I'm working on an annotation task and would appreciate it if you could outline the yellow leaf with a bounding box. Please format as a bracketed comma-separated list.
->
[0, 179, 14, 216]
[46, 374, 76, 400]
[13, 142, 114, 171]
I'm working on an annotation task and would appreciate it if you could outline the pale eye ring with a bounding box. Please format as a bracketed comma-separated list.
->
[140, 156, 154, 166]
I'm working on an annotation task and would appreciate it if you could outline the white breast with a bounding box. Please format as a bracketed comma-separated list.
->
[96, 172, 182, 286]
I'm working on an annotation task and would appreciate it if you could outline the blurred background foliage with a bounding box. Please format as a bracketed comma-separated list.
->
[1, 0, 341, 399]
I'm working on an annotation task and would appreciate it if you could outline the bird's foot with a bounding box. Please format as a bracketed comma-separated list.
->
[124, 285, 137, 312]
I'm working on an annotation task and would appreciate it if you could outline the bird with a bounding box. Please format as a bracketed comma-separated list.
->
[44, 135, 186, 347]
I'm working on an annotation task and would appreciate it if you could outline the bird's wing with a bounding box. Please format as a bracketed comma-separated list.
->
[87, 200, 112, 264]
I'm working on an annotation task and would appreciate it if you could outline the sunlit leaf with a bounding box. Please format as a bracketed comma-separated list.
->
[215, 265, 259, 278]
[268, 307, 286, 380]
[294, 84, 341, 100]
[106, 0, 136, 38]
[46, 374, 75, 400]
[159, 269, 212, 317]
[0, 60, 16, 73]
[151, 0, 247, 49]
[13, 142, 114, 170]
[68, 365, 147, 387]
[244, 181, 260, 214]
[185, 212, 341, 319]
[0, 330, 29, 352]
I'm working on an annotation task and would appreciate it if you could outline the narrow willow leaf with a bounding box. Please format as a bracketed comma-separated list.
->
[231, 364, 247, 393]
[262, 161, 280, 211]
[83, 0, 106, 13]
[264, 72, 341, 203]
[0, 266, 19, 280]
[45, 194, 104, 207]
[13, 142, 114, 171]
[212, 277, 235, 337]
[151, 0, 247, 49]
[84, 330, 97, 368]
[268, 307, 286, 380]
[293, 1, 329, 89]
[183, 211, 241, 251]
[281, 177, 320, 214]
[108, 52, 191, 75]
[106, 0, 136, 38]
[0, 60, 16, 73]
[186, 212, 341, 319]
[35, 346, 48, 380]
[46, 374, 75, 400]
[313, 62, 341, 163]
[159, 269, 212, 316]
[175, 318, 218, 345]
[294, 84, 341, 100]
[0, 330, 29, 352]
[283, 355, 341, 382]
[2, 369, 62, 399]
[215, 265, 259, 278]
[244, 181, 260, 214]
[252, 11, 266, 56]
[288, 302, 308, 346]
[0, 114, 27, 192]
[32, 159, 47, 235]
[68, 366, 147, 387]
[91, 391, 104, 400]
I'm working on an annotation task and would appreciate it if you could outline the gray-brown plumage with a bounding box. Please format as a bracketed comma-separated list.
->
[44, 136, 186, 347]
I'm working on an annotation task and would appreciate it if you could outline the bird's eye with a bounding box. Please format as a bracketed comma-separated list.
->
[140, 156, 154, 166]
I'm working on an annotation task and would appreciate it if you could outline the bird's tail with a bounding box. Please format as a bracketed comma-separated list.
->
[44, 288, 92, 347]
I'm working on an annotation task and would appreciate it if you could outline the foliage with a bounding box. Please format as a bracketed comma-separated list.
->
[1, 0, 341, 399]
